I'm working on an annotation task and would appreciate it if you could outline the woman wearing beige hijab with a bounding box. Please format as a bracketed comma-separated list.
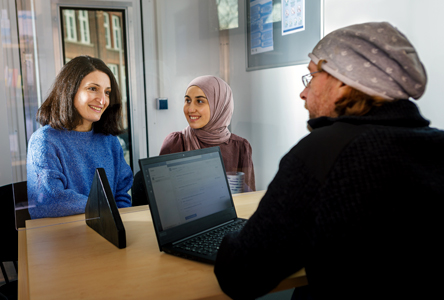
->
[160, 75, 255, 192]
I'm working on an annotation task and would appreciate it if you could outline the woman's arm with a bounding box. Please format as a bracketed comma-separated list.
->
[113, 138, 133, 208]
[159, 132, 185, 155]
[27, 136, 89, 218]
[214, 149, 313, 299]
[240, 139, 256, 191]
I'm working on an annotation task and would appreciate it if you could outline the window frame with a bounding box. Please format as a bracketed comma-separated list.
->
[78, 10, 91, 44]
[112, 14, 121, 50]
[103, 12, 111, 48]
[107, 63, 119, 83]
[63, 9, 77, 42]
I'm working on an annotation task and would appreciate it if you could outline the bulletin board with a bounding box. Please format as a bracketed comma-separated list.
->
[246, 0, 322, 71]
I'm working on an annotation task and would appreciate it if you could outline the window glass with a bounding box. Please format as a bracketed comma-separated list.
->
[63, 10, 77, 41]
[60, 9, 132, 169]
[108, 63, 119, 82]
[216, 0, 239, 30]
[112, 15, 121, 50]
[78, 10, 90, 44]
[103, 12, 111, 48]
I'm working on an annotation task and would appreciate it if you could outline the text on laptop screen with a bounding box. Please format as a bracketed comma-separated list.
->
[147, 152, 232, 231]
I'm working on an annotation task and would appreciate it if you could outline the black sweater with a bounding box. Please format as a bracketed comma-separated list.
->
[214, 100, 444, 299]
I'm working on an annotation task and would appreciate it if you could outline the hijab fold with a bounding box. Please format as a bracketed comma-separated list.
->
[182, 76, 234, 151]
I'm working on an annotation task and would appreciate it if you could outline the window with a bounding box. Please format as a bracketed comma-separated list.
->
[103, 12, 111, 48]
[120, 65, 128, 128]
[112, 15, 121, 50]
[108, 63, 119, 83]
[64, 10, 77, 41]
[216, 0, 239, 30]
[78, 10, 90, 44]
[60, 9, 131, 169]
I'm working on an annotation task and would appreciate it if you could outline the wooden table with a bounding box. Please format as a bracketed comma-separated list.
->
[18, 191, 307, 300]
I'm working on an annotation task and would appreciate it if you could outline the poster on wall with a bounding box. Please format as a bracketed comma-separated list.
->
[250, 0, 274, 55]
[282, 0, 305, 36]
[246, 0, 321, 71]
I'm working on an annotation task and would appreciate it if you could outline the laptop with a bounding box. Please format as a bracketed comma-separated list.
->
[138, 146, 246, 264]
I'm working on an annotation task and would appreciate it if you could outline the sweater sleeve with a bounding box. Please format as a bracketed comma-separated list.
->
[214, 147, 315, 299]
[214, 124, 369, 299]
[113, 137, 133, 208]
[27, 135, 89, 218]
[240, 139, 256, 192]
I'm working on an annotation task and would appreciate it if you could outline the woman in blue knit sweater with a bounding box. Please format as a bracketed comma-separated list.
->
[27, 56, 133, 219]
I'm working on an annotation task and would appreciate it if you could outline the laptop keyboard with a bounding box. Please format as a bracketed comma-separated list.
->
[176, 219, 247, 255]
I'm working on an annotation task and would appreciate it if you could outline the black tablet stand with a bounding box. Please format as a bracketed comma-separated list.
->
[85, 168, 126, 249]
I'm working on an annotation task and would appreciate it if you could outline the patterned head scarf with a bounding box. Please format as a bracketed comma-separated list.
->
[182, 75, 234, 151]
[309, 22, 427, 100]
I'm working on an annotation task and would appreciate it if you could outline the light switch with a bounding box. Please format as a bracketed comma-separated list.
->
[157, 98, 168, 110]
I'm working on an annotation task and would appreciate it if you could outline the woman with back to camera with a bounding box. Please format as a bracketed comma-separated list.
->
[160, 75, 256, 192]
[27, 56, 133, 219]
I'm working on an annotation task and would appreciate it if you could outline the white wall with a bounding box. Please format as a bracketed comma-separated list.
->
[147, 0, 311, 190]
[324, 0, 444, 129]
[146, 0, 444, 191]
[146, 0, 223, 157]
[3, 0, 442, 188]
[228, 1, 310, 190]
[230, 0, 444, 190]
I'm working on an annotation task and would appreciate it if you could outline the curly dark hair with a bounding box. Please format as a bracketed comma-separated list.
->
[36, 55, 124, 135]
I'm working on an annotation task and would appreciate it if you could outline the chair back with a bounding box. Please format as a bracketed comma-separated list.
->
[131, 171, 148, 206]
[0, 181, 29, 262]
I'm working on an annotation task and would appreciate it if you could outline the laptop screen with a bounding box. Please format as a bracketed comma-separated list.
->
[139, 147, 238, 248]
[148, 151, 231, 230]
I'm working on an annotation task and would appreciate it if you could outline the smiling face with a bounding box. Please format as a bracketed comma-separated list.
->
[73, 70, 111, 132]
[183, 85, 211, 129]
[300, 61, 350, 119]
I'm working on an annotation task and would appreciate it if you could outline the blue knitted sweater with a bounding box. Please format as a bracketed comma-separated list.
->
[27, 125, 133, 219]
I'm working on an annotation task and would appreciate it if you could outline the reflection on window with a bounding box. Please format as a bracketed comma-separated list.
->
[60, 9, 131, 169]
[108, 63, 119, 83]
[112, 15, 121, 50]
[120, 65, 127, 129]
[266, 1, 282, 23]
[78, 10, 90, 44]
[216, 0, 239, 30]
[64, 10, 77, 41]
[103, 12, 111, 48]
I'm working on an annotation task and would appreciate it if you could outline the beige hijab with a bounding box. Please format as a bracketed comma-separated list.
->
[182, 76, 234, 151]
